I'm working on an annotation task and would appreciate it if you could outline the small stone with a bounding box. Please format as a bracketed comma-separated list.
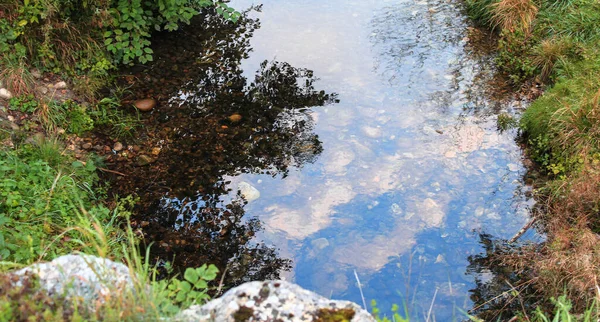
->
[113, 142, 124, 151]
[82, 143, 92, 150]
[36, 86, 49, 95]
[93, 145, 103, 151]
[7, 115, 15, 122]
[136, 155, 153, 166]
[56, 127, 65, 135]
[31, 69, 42, 79]
[133, 98, 157, 112]
[0, 88, 13, 99]
[54, 81, 67, 89]
[238, 181, 260, 202]
[228, 113, 242, 123]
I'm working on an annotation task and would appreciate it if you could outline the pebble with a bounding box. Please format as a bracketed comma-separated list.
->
[7, 115, 15, 122]
[238, 181, 260, 202]
[133, 98, 157, 112]
[0, 88, 13, 99]
[228, 113, 242, 123]
[54, 81, 67, 89]
[36, 86, 49, 95]
[56, 127, 65, 135]
[82, 143, 92, 150]
[113, 142, 124, 151]
[136, 155, 154, 166]
[31, 69, 42, 79]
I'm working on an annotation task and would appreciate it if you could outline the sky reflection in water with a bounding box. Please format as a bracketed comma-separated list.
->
[220, 0, 538, 318]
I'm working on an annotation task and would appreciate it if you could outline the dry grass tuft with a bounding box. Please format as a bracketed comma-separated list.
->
[0, 59, 35, 96]
[490, 0, 538, 33]
[531, 37, 572, 81]
[530, 165, 600, 311]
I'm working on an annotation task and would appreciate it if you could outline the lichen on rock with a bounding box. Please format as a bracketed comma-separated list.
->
[175, 280, 375, 322]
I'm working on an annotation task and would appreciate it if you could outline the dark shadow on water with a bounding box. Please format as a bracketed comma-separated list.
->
[107, 7, 337, 286]
[466, 233, 541, 320]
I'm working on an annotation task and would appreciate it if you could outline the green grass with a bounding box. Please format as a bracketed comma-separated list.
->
[0, 140, 113, 265]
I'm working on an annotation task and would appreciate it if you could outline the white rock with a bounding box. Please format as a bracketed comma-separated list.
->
[175, 280, 375, 322]
[54, 81, 68, 89]
[14, 254, 134, 309]
[238, 181, 260, 202]
[0, 88, 13, 99]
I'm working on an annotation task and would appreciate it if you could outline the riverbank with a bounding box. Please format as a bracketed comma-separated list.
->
[464, 0, 600, 318]
[0, 2, 246, 320]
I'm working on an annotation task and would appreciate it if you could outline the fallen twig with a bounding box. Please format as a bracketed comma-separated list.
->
[509, 216, 538, 243]
[98, 167, 128, 177]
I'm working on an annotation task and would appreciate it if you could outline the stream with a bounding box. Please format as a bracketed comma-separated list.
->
[113, 0, 540, 319]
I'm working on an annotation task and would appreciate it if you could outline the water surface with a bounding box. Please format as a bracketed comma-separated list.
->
[221, 0, 535, 318]
[110, 0, 539, 319]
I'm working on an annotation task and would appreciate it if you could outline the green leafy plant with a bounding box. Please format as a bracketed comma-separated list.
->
[164, 264, 219, 309]
[90, 96, 142, 140]
[8, 95, 39, 113]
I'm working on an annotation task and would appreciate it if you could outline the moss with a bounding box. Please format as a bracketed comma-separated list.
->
[315, 308, 356, 322]
[233, 306, 256, 322]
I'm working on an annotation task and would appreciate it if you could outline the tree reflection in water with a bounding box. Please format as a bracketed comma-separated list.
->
[466, 234, 540, 320]
[110, 8, 337, 287]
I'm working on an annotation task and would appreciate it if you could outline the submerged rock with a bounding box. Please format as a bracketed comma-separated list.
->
[136, 154, 154, 166]
[113, 142, 124, 151]
[228, 113, 242, 123]
[175, 280, 375, 322]
[238, 181, 260, 202]
[134, 98, 157, 112]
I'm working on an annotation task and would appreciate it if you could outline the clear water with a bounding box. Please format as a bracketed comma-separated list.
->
[215, 0, 537, 319]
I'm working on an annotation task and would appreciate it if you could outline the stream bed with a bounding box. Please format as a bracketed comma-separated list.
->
[111, 0, 540, 319]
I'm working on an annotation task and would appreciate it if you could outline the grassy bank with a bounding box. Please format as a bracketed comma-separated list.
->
[0, 1, 239, 320]
[464, 0, 600, 318]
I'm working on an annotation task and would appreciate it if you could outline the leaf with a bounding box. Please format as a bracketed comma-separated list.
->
[194, 280, 207, 289]
[184, 268, 199, 283]
[144, 47, 153, 54]
[103, 31, 113, 37]
[18, 20, 28, 27]
[179, 281, 191, 292]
